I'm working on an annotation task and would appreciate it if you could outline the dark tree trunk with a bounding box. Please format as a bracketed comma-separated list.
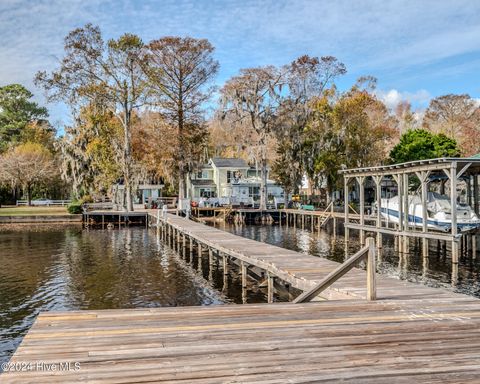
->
[27, 184, 32, 206]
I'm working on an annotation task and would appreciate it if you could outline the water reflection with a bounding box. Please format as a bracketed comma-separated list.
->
[0, 225, 228, 365]
[217, 222, 480, 299]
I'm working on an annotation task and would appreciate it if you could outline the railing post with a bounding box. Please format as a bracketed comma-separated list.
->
[366, 237, 376, 301]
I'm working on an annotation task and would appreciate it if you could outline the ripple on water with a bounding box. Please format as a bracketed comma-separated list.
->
[0, 226, 228, 365]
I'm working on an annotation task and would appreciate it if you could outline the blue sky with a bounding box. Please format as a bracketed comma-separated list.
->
[1, 0, 480, 128]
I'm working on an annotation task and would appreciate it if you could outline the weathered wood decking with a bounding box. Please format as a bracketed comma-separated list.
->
[3, 212, 480, 383]
[4, 298, 480, 383]
[155, 212, 456, 301]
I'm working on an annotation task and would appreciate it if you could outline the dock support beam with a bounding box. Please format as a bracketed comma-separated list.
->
[344, 177, 349, 242]
[267, 273, 274, 303]
[359, 176, 365, 245]
[182, 234, 186, 258]
[241, 261, 247, 289]
[208, 248, 214, 280]
[197, 243, 203, 272]
[450, 162, 459, 264]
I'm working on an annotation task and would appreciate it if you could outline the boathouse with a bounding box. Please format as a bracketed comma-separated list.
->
[340, 157, 480, 262]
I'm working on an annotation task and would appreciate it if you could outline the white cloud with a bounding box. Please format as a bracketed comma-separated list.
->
[1, 0, 480, 123]
[376, 89, 431, 110]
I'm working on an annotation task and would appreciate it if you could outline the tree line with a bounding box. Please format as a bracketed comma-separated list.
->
[1, 24, 478, 208]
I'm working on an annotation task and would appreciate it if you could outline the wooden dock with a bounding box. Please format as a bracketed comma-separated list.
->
[151, 213, 453, 300]
[3, 212, 480, 383]
[4, 298, 480, 383]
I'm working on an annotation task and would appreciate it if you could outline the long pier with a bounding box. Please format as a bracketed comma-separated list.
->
[3, 212, 480, 383]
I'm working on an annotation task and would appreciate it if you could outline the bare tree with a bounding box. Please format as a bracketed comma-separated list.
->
[143, 37, 219, 199]
[0, 143, 57, 205]
[220, 66, 284, 209]
[35, 24, 148, 211]
[423, 94, 480, 156]
[275, 55, 346, 195]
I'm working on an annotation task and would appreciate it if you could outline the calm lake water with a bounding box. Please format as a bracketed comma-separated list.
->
[215, 221, 480, 298]
[0, 225, 266, 365]
[1, 222, 480, 365]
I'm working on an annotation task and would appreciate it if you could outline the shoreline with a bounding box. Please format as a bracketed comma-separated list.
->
[0, 214, 82, 224]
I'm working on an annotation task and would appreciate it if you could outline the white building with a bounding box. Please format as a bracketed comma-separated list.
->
[187, 157, 284, 206]
[113, 179, 164, 206]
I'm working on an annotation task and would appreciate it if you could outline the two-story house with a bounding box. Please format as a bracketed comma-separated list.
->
[187, 157, 284, 206]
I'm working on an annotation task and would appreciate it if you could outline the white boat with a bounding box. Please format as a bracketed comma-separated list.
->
[378, 192, 480, 232]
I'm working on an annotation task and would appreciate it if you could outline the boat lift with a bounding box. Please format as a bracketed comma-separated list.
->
[340, 157, 480, 264]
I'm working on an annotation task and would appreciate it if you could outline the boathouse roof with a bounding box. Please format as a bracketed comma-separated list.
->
[340, 157, 480, 177]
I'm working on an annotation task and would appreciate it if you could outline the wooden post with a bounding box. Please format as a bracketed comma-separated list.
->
[182, 234, 186, 258]
[452, 262, 459, 287]
[418, 170, 429, 258]
[473, 235, 477, 259]
[403, 172, 409, 229]
[366, 237, 376, 301]
[208, 248, 213, 281]
[189, 237, 193, 255]
[374, 175, 383, 248]
[267, 273, 274, 303]
[474, 175, 479, 215]
[208, 248, 213, 267]
[223, 254, 228, 275]
[396, 174, 403, 233]
[241, 261, 247, 289]
[359, 176, 365, 246]
[402, 172, 410, 253]
[422, 238, 429, 258]
[344, 176, 349, 241]
[197, 243, 202, 272]
[450, 162, 459, 263]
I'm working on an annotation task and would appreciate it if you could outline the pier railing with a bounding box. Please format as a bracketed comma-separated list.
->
[294, 237, 376, 303]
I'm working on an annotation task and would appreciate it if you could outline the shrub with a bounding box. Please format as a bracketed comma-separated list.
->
[67, 201, 83, 214]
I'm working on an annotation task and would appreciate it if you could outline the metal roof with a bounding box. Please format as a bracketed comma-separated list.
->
[340, 157, 480, 177]
[210, 157, 249, 168]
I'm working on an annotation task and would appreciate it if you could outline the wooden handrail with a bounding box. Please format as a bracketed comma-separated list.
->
[348, 203, 359, 215]
[294, 237, 376, 303]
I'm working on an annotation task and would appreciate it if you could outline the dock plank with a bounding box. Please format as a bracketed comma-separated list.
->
[3, 299, 480, 383]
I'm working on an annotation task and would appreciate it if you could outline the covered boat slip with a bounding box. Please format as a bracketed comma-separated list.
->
[340, 157, 480, 262]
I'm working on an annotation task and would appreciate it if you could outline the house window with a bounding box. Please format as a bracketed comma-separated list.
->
[197, 170, 209, 179]
[248, 186, 260, 201]
[199, 188, 215, 198]
[227, 170, 232, 183]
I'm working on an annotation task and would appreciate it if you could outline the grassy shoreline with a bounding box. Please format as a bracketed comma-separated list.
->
[0, 206, 70, 216]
